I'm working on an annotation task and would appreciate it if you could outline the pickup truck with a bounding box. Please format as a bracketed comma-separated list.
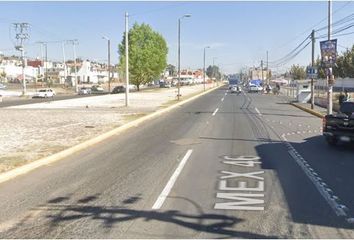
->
[323, 101, 354, 146]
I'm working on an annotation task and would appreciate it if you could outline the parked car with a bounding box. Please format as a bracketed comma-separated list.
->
[0, 83, 6, 89]
[323, 100, 354, 146]
[78, 87, 92, 95]
[112, 86, 126, 94]
[91, 85, 104, 93]
[32, 89, 56, 98]
[159, 82, 171, 88]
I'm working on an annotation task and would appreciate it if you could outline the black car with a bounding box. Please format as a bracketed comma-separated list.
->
[112, 86, 126, 94]
[323, 101, 354, 146]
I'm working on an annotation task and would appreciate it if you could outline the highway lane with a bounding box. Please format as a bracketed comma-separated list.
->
[0, 87, 353, 238]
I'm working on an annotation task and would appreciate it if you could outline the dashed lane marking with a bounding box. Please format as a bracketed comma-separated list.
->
[212, 108, 219, 116]
[255, 107, 262, 116]
[281, 134, 351, 221]
[152, 149, 193, 210]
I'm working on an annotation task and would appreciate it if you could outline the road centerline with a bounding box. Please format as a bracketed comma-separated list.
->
[255, 107, 262, 116]
[152, 149, 193, 210]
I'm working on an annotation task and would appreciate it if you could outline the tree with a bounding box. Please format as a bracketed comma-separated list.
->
[166, 64, 176, 77]
[206, 65, 221, 80]
[289, 64, 306, 80]
[119, 23, 168, 91]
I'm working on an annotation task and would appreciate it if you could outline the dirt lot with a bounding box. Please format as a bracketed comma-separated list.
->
[0, 83, 216, 173]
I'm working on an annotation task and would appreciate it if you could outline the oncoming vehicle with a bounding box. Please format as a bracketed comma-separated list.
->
[231, 86, 242, 94]
[32, 89, 56, 98]
[248, 84, 263, 93]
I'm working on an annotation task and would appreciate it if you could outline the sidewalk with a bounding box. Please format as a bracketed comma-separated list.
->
[0, 83, 217, 173]
[278, 92, 328, 118]
[290, 102, 328, 118]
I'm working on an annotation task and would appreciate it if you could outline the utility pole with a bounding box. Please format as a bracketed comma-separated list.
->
[12, 23, 30, 95]
[102, 36, 111, 92]
[327, 0, 333, 115]
[311, 30, 315, 109]
[261, 60, 264, 81]
[45, 43, 48, 85]
[266, 51, 269, 85]
[108, 39, 111, 92]
[62, 41, 67, 84]
[67, 39, 79, 93]
[125, 12, 129, 107]
[203, 46, 210, 91]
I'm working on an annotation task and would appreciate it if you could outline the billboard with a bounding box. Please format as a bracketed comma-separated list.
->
[320, 39, 337, 68]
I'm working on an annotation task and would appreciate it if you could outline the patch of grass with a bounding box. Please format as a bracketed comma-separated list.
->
[122, 113, 147, 122]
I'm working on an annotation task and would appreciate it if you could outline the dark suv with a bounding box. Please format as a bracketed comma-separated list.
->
[112, 86, 126, 94]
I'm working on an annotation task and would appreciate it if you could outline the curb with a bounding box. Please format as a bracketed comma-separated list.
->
[290, 103, 324, 118]
[0, 85, 222, 184]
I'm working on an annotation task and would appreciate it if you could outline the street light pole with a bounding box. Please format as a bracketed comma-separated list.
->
[203, 46, 210, 91]
[327, 0, 333, 115]
[102, 36, 111, 92]
[177, 14, 191, 101]
[125, 12, 129, 107]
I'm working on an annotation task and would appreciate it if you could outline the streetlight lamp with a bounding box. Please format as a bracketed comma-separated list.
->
[102, 36, 111, 92]
[177, 14, 191, 101]
[203, 46, 210, 91]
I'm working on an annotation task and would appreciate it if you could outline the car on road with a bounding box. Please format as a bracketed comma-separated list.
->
[248, 84, 263, 93]
[91, 85, 105, 94]
[323, 100, 354, 146]
[230, 86, 242, 94]
[32, 89, 56, 98]
[78, 87, 92, 95]
[0, 83, 6, 89]
[112, 85, 126, 94]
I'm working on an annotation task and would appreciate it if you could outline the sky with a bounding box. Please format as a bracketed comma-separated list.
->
[0, 1, 353, 74]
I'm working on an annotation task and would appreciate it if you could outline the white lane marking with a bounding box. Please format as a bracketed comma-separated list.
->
[281, 134, 348, 217]
[225, 93, 227, 96]
[255, 107, 262, 116]
[212, 108, 219, 116]
[152, 149, 193, 210]
[221, 97, 224, 102]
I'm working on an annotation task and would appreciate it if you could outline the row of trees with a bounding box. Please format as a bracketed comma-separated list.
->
[290, 44, 354, 80]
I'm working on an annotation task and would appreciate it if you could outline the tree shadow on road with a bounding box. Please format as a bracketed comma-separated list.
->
[24, 194, 278, 239]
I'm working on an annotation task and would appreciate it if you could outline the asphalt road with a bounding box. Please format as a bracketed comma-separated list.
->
[0, 94, 101, 108]
[0, 86, 353, 238]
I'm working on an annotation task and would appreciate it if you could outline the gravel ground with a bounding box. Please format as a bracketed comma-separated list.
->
[0, 84, 216, 173]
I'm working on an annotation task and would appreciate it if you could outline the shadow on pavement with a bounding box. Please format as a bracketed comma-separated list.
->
[7, 194, 278, 238]
[255, 135, 354, 230]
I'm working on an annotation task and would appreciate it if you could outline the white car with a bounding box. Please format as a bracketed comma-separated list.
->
[33, 89, 56, 98]
[248, 85, 263, 93]
[78, 87, 92, 95]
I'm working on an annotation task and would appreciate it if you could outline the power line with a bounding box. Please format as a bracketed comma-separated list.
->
[271, 1, 353, 51]
[270, 40, 311, 67]
[269, 34, 311, 65]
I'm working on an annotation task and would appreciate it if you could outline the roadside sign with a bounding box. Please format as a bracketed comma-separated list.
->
[306, 66, 318, 79]
[320, 39, 337, 68]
